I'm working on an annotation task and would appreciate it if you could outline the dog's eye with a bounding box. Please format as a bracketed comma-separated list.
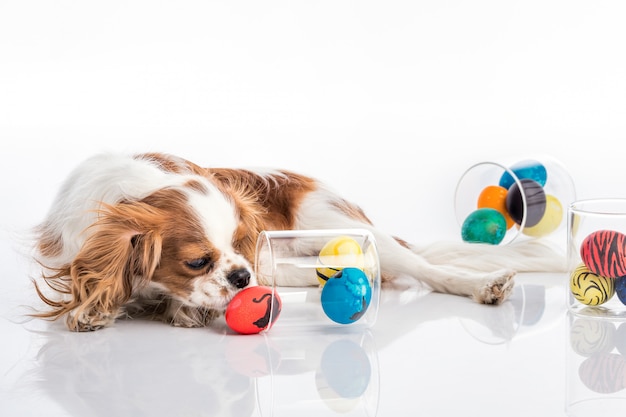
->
[185, 258, 211, 270]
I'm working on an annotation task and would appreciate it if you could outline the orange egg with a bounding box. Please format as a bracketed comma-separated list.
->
[477, 185, 514, 229]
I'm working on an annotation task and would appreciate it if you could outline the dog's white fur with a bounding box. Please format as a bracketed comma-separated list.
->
[32, 152, 564, 331]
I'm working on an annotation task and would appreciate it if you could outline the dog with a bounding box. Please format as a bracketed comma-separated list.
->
[31, 152, 564, 331]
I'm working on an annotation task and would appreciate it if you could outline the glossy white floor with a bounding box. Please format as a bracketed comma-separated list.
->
[4, 206, 623, 417]
[1, 251, 579, 417]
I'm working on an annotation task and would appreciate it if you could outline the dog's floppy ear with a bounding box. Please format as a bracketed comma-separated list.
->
[61, 202, 164, 331]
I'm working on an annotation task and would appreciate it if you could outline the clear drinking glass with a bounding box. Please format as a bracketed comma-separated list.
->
[566, 313, 626, 416]
[455, 156, 576, 245]
[567, 199, 626, 318]
[254, 229, 381, 332]
[255, 330, 380, 416]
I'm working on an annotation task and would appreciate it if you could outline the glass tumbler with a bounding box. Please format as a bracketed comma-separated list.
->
[568, 199, 626, 318]
[254, 229, 381, 332]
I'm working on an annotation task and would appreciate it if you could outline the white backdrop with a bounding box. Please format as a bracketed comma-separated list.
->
[1, 5, 624, 416]
[1, 0, 625, 249]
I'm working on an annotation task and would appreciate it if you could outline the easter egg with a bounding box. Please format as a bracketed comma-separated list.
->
[316, 236, 363, 286]
[461, 208, 507, 245]
[570, 263, 615, 306]
[499, 159, 547, 189]
[321, 267, 372, 324]
[580, 229, 626, 278]
[615, 275, 626, 305]
[522, 194, 563, 237]
[225, 286, 282, 334]
[476, 185, 514, 229]
[505, 178, 547, 227]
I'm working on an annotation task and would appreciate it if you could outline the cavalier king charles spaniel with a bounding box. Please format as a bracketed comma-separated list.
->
[31, 152, 563, 331]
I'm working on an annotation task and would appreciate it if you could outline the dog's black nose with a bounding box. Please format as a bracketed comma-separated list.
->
[227, 268, 251, 289]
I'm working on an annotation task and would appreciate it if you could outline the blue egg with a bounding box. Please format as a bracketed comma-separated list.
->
[321, 267, 372, 324]
[499, 159, 547, 189]
[461, 208, 507, 245]
[615, 275, 626, 305]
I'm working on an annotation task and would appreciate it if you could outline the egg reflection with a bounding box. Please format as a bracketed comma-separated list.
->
[570, 318, 616, 357]
[569, 316, 626, 399]
[315, 338, 373, 412]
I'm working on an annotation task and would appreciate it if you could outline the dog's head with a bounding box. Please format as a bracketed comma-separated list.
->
[35, 172, 258, 331]
[127, 179, 257, 303]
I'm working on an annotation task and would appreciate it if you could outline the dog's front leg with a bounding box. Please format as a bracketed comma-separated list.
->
[162, 300, 222, 328]
[67, 307, 121, 331]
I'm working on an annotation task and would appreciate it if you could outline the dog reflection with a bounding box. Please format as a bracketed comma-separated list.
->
[29, 322, 255, 417]
[23, 281, 549, 417]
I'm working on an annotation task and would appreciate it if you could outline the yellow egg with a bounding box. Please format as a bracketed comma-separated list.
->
[522, 194, 563, 237]
[570, 263, 615, 306]
[316, 236, 363, 286]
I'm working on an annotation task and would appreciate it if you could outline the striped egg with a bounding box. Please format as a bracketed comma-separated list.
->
[579, 353, 626, 394]
[570, 263, 615, 306]
[580, 229, 626, 278]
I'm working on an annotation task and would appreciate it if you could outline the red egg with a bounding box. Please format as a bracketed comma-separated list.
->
[580, 229, 626, 278]
[225, 286, 282, 335]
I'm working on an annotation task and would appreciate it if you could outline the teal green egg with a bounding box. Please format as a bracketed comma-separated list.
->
[461, 208, 507, 245]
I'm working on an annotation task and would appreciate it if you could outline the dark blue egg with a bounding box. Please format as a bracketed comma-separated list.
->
[321, 268, 371, 324]
[499, 159, 547, 189]
[505, 178, 547, 227]
[615, 275, 626, 305]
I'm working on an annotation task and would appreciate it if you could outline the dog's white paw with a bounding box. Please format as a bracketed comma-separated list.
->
[69, 310, 116, 332]
[472, 269, 516, 305]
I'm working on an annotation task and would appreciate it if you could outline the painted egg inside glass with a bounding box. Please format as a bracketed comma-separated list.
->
[505, 178, 547, 228]
[580, 229, 626, 278]
[570, 263, 615, 306]
[498, 159, 547, 189]
[477, 185, 514, 229]
[316, 236, 363, 286]
[522, 194, 563, 237]
[321, 267, 372, 324]
[461, 208, 507, 245]
[614, 275, 626, 305]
